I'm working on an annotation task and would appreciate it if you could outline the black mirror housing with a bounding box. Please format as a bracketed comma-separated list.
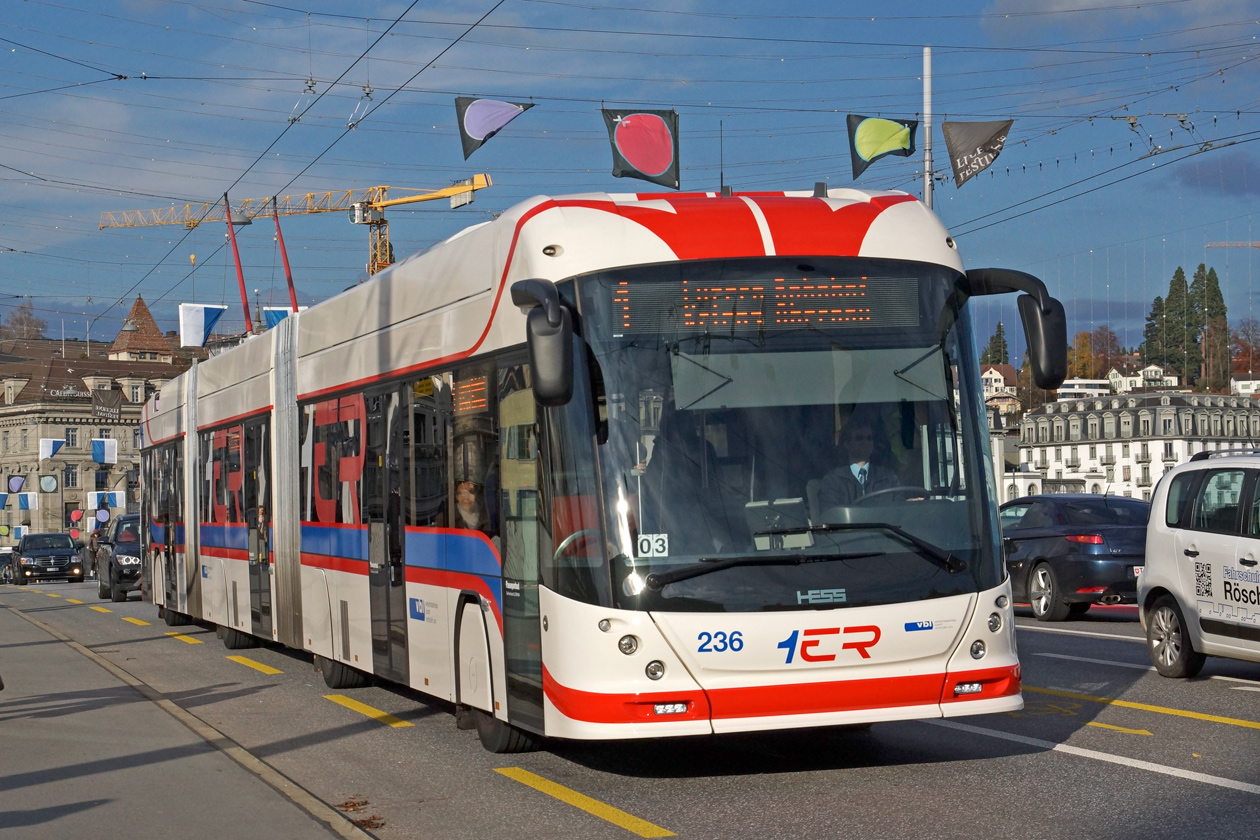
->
[512, 279, 575, 406]
[965, 268, 1068, 391]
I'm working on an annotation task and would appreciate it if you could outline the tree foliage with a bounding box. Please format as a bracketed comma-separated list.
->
[981, 321, 1009, 366]
[1089, 325, 1123, 375]
[1067, 331, 1096, 379]
[0, 301, 46, 340]
[1233, 316, 1260, 377]
[1139, 264, 1228, 390]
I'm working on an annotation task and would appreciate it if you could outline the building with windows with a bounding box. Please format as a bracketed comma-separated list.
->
[1106, 361, 1180, 394]
[1004, 392, 1260, 503]
[1055, 379, 1110, 400]
[980, 364, 1021, 422]
[0, 300, 191, 543]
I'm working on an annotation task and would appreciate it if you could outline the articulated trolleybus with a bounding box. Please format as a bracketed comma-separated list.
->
[141, 186, 1067, 752]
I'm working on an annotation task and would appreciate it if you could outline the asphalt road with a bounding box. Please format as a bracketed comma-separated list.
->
[3, 583, 1259, 840]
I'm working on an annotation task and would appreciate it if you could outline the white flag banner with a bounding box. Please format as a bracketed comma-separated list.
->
[88, 491, 125, 509]
[92, 438, 118, 465]
[179, 303, 228, 347]
[39, 438, 66, 460]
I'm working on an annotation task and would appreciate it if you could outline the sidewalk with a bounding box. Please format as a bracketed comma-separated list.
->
[0, 600, 348, 840]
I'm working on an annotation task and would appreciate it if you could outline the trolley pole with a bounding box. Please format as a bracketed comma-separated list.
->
[923, 46, 933, 210]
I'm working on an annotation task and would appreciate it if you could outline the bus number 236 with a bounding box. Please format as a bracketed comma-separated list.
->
[697, 631, 744, 652]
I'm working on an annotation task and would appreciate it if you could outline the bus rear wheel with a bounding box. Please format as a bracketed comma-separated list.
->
[474, 709, 539, 753]
[316, 654, 371, 689]
[222, 627, 259, 650]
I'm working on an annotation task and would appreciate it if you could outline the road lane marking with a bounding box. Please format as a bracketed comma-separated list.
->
[1086, 721, 1152, 735]
[1035, 653, 1260, 687]
[1025, 685, 1260, 731]
[66, 598, 83, 604]
[495, 767, 675, 838]
[46, 593, 60, 598]
[165, 631, 204, 645]
[228, 655, 282, 675]
[324, 694, 412, 728]
[89, 606, 111, 613]
[925, 719, 1260, 795]
[1018, 625, 1144, 643]
[122, 617, 150, 626]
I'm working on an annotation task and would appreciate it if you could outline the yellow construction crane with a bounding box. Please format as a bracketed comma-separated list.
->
[99, 174, 491, 276]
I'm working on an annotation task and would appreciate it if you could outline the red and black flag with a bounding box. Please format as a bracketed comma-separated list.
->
[601, 109, 680, 189]
[455, 97, 534, 160]
[942, 120, 1014, 188]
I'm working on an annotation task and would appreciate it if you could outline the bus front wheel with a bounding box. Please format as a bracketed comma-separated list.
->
[474, 709, 539, 753]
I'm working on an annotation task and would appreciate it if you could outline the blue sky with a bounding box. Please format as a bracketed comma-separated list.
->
[2, 0, 1259, 360]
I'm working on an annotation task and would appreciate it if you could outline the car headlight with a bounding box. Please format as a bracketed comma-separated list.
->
[116, 555, 141, 566]
[19, 558, 35, 566]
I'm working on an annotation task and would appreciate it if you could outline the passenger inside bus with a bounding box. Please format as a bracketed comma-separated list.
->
[455, 480, 490, 533]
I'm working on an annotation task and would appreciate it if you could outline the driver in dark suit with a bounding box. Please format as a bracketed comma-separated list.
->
[817, 418, 898, 509]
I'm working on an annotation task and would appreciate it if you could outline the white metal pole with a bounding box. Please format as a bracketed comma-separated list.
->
[923, 46, 933, 210]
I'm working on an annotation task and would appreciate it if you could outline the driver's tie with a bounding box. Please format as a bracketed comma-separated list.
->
[857, 466, 868, 495]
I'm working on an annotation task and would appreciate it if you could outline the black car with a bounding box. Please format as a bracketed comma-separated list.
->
[1000, 494, 1149, 621]
[10, 533, 85, 585]
[96, 514, 143, 603]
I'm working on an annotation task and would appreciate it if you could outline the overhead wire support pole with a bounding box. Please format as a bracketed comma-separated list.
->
[923, 45, 933, 211]
[271, 197, 299, 312]
[223, 193, 253, 334]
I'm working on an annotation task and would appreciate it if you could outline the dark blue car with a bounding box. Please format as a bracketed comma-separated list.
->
[999, 494, 1149, 621]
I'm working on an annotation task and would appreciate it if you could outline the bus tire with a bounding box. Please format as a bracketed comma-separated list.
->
[222, 627, 258, 650]
[474, 709, 539, 754]
[316, 654, 371, 689]
[164, 607, 190, 626]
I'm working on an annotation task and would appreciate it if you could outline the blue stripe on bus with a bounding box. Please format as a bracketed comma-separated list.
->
[300, 524, 368, 561]
[199, 523, 249, 550]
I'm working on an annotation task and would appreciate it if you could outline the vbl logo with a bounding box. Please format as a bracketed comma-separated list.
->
[777, 625, 881, 663]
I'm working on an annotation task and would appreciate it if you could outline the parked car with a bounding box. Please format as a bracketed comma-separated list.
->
[999, 494, 1150, 621]
[96, 514, 143, 603]
[10, 533, 85, 585]
[1140, 453, 1260, 677]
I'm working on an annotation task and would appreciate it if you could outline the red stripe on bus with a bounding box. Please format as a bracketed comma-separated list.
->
[199, 546, 248, 561]
[542, 664, 712, 724]
[939, 664, 1021, 704]
[300, 553, 369, 575]
[197, 405, 274, 432]
[403, 566, 503, 632]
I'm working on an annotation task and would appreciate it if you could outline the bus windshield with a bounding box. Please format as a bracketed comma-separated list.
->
[542, 256, 1001, 613]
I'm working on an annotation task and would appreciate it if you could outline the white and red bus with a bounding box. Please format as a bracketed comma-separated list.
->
[140, 186, 1066, 752]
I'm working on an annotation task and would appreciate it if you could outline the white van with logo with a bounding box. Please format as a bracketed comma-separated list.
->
[1139, 452, 1260, 677]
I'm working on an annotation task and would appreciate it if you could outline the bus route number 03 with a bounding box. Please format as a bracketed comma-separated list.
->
[637, 533, 669, 557]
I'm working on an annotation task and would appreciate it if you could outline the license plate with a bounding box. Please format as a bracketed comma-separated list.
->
[1133, 566, 1143, 577]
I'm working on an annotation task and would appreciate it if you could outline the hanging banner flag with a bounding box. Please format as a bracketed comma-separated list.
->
[92, 438, 118, 465]
[179, 303, 228, 347]
[18, 492, 38, 511]
[455, 97, 535, 160]
[92, 389, 123, 422]
[14, 525, 26, 540]
[846, 115, 918, 180]
[8, 475, 25, 493]
[942, 119, 1014, 188]
[0, 493, 7, 508]
[602, 109, 680, 189]
[263, 306, 308, 329]
[88, 491, 125, 509]
[39, 438, 65, 460]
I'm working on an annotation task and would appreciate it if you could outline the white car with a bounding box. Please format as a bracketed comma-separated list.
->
[1139, 452, 1260, 677]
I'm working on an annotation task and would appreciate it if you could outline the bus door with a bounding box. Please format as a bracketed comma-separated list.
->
[365, 387, 409, 683]
[243, 420, 272, 638]
[499, 360, 544, 732]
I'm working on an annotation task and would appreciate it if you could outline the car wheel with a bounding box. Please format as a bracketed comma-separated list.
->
[1029, 563, 1071, 622]
[1068, 603, 1091, 617]
[315, 654, 371, 689]
[1147, 595, 1206, 678]
[17, 576, 28, 586]
[71, 576, 84, 584]
[110, 582, 127, 602]
[474, 709, 539, 753]
[97, 575, 110, 600]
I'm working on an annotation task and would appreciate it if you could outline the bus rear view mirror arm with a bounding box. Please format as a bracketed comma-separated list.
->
[511, 278, 575, 406]
[965, 268, 1068, 391]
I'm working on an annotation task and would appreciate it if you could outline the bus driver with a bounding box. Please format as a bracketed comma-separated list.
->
[817, 417, 899, 509]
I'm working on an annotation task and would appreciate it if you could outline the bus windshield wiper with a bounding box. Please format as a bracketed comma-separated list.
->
[756, 522, 966, 574]
[643, 551, 883, 592]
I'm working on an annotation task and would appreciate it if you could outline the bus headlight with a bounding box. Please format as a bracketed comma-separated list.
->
[970, 640, 987, 659]
[988, 613, 1002, 632]
[645, 660, 665, 680]
[618, 635, 639, 655]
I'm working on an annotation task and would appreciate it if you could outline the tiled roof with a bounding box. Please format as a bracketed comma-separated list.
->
[981, 363, 1018, 386]
[108, 296, 173, 357]
[0, 339, 183, 406]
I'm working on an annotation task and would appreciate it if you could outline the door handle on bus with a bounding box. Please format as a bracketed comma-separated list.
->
[1241, 558, 1258, 567]
[1183, 548, 1199, 557]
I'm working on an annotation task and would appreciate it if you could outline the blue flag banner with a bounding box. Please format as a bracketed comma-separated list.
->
[14, 525, 26, 540]
[178, 303, 228, 347]
[39, 438, 65, 460]
[17, 492, 38, 511]
[92, 438, 118, 465]
[263, 306, 307, 329]
[0, 493, 7, 508]
[88, 491, 125, 509]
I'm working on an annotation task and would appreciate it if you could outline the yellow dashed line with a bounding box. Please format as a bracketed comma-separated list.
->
[324, 694, 412, 728]
[1087, 721, 1152, 736]
[46, 592, 60, 598]
[227, 655, 282, 675]
[122, 617, 150, 626]
[165, 631, 204, 645]
[1027, 685, 1260, 731]
[496, 767, 676, 838]
[89, 606, 112, 614]
[66, 598, 84, 604]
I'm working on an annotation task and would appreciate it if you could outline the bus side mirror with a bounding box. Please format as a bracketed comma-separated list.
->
[965, 268, 1067, 390]
[511, 279, 574, 406]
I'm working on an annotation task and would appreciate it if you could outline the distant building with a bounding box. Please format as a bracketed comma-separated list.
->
[0, 298, 191, 543]
[980, 364, 1021, 424]
[1232, 376, 1260, 398]
[1005, 392, 1260, 503]
[1055, 379, 1110, 401]
[1106, 361, 1180, 393]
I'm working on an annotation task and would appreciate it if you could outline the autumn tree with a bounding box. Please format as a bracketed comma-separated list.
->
[981, 321, 1010, 366]
[0, 300, 46, 340]
[1233, 316, 1260, 377]
[1089, 325, 1123, 376]
[1066, 331, 1097, 379]
[1016, 357, 1051, 413]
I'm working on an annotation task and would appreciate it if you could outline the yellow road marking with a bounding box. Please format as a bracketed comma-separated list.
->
[122, 617, 150, 626]
[165, 631, 204, 645]
[1087, 721, 1152, 736]
[46, 592, 60, 598]
[1027, 685, 1260, 731]
[228, 655, 282, 675]
[495, 767, 676, 838]
[323, 694, 412, 728]
[66, 598, 83, 604]
[89, 606, 112, 613]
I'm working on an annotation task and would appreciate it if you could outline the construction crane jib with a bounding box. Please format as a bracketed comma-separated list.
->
[99, 174, 492, 276]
